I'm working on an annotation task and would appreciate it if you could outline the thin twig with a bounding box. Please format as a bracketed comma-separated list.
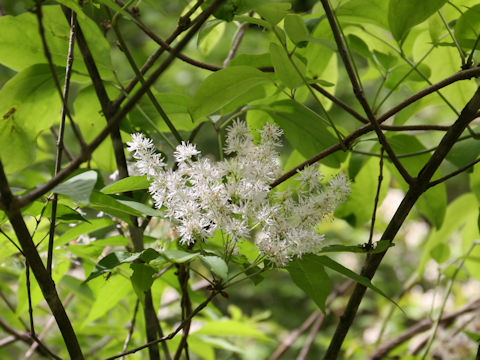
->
[50, 127, 74, 161]
[25, 262, 35, 338]
[47, 10, 77, 276]
[368, 148, 384, 247]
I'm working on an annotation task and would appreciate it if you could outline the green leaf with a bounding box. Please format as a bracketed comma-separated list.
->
[0, 64, 65, 173]
[254, 2, 291, 25]
[388, 0, 447, 42]
[53, 171, 98, 204]
[384, 64, 432, 89]
[162, 250, 199, 263]
[55, 218, 114, 248]
[256, 99, 347, 168]
[130, 263, 156, 292]
[454, 5, 480, 49]
[228, 53, 273, 68]
[284, 14, 309, 45]
[269, 42, 303, 89]
[430, 243, 450, 264]
[189, 66, 271, 120]
[416, 184, 447, 229]
[336, 157, 391, 226]
[74, 86, 119, 173]
[461, 208, 480, 281]
[127, 92, 195, 132]
[196, 320, 271, 341]
[313, 255, 401, 310]
[198, 20, 226, 55]
[419, 194, 478, 275]
[287, 256, 330, 313]
[101, 176, 150, 194]
[44, 202, 88, 223]
[200, 255, 229, 282]
[0, 5, 111, 74]
[319, 240, 393, 254]
[85, 251, 131, 282]
[446, 136, 480, 169]
[82, 275, 131, 326]
[337, 0, 389, 29]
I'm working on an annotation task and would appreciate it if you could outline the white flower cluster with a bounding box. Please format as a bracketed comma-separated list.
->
[127, 121, 350, 266]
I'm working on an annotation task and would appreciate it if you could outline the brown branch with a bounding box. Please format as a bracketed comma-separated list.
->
[369, 298, 480, 359]
[320, 0, 412, 184]
[270, 67, 480, 189]
[322, 86, 480, 359]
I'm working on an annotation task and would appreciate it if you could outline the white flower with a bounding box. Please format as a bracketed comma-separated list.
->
[174, 141, 200, 163]
[127, 122, 350, 266]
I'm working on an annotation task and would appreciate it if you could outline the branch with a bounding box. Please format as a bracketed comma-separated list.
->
[369, 298, 480, 359]
[319, 0, 412, 184]
[322, 86, 480, 359]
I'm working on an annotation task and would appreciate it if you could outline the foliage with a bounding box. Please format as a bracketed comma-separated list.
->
[0, 0, 480, 359]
